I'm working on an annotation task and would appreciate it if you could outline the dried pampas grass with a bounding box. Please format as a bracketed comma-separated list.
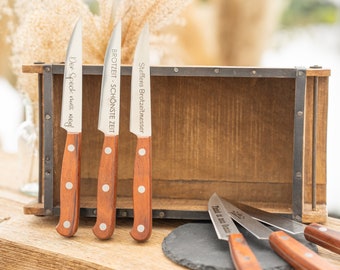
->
[0, 0, 15, 82]
[5, 0, 192, 115]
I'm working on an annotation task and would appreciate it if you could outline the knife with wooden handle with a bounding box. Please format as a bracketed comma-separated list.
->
[220, 197, 339, 269]
[56, 18, 82, 237]
[208, 193, 262, 270]
[304, 223, 340, 255]
[92, 20, 121, 240]
[269, 230, 339, 270]
[235, 202, 340, 255]
[129, 23, 152, 242]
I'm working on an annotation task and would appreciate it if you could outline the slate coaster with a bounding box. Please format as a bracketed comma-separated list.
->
[162, 222, 317, 270]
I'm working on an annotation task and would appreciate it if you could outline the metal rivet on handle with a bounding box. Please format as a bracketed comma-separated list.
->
[304, 252, 313, 258]
[280, 235, 289, 240]
[99, 223, 107, 231]
[104, 147, 112, 154]
[63, 221, 71, 229]
[138, 148, 146, 156]
[65, 182, 73, 190]
[138, 185, 146, 194]
[102, 184, 110, 192]
[137, 224, 145, 233]
[318, 226, 327, 232]
[68, 144, 75, 152]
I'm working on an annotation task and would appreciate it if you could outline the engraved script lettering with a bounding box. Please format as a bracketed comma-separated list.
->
[64, 56, 77, 128]
[108, 48, 119, 133]
[212, 205, 232, 234]
[231, 210, 246, 220]
[138, 62, 146, 133]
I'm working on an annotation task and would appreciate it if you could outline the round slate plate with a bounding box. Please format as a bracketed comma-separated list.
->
[162, 222, 317, 270]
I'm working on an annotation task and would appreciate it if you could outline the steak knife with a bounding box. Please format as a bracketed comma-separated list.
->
[92, 20, 121, 240]
[129, 23, 152, 242]
[208, 193, 262, 270]
[235, 202, 340, 255]
[220, 197, 339, 269]
[56, 18, 82, 237]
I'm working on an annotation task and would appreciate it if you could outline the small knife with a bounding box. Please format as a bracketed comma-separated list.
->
[208, 193, 262, 270]
[56, 18, 82, 237]
[92, 20, 121, 240]
[220, 198, 339, 269]
[236, 202, 340, 255]
[129, 23, 152, 242]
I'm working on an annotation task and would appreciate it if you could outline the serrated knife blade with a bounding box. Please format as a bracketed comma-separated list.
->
[56, 18, 82, 237]
[208, 193, 262, 269]
[92, 20, 121, 240]
[129, 23, 152, 242]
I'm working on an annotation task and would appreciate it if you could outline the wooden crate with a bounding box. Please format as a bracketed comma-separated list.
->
[23, 64, 330, 223]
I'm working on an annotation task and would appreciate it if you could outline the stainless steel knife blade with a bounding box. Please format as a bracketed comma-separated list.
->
[209, 193, 240, 240]
[56, 18, 82, 237]
[98, 20, 121, 135]
[93, 20, 121, 240]
[129, 23, 152, 242]
[60, 20, 82, 133]
[220, 197, 338, 269]
[236, 202, 340, 255]
[234, 202, 305, 234]
[129, 24, 151, 138]
[208, 193, 262, 270]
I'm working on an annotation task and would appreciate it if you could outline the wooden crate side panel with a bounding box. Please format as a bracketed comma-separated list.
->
[303, 76, 328, 206]
[51, 74, 296, 205]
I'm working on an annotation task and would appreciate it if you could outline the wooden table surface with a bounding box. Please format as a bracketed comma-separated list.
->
[1, 151, 340, 269]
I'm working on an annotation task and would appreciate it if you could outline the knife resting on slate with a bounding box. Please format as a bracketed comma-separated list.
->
[221, 197, 339, 270]
[235, 201, 340, 255]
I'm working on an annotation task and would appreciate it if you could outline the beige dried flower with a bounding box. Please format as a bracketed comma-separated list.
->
[8, 0, 192, 109]
[0, 0, 15, 81]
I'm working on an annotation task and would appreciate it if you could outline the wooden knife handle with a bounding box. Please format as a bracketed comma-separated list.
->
[56, 133, 81, 237]
[130, 137, 152, 242]
[229, 233, 262, 270]
[93, 135, 119, 240]
[269, 231, 339, 270]
[304, 223, 340, 255]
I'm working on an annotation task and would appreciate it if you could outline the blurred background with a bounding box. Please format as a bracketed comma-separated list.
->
[0, 0, 339, 216]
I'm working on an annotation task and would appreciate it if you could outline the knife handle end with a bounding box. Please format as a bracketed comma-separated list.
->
[304, 223, 340, 255]
[93, 135, 119, 240]
[56, 133, 81, 237]
[270, 230, 338, 270]
[130, 137, 152, 242]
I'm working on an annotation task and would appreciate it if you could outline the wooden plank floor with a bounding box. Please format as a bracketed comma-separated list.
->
[1, 150, 339, 269]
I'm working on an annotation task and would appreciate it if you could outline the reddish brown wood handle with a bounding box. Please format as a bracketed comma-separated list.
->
[269, 231, 339, 270]
[130, 136, 152, 242]
[304, 223, 340, 255]
[56, 133, 81, 237]
[93, 135, 119, 240]
[229, 233, 262, 270]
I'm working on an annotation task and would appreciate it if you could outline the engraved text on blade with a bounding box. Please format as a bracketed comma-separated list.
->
[64, 56, 77, 128]
[109, 48, 119, 133]
[138, 62, 147, 134]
